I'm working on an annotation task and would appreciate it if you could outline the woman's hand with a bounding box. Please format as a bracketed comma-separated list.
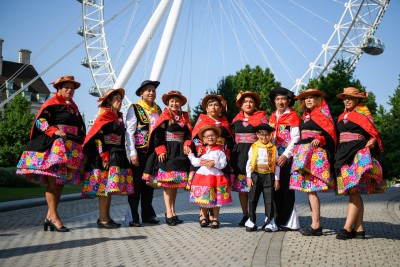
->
[183, 145, 191, 155]
[130, 155, 139, 166]
[102, 160, 110, 170]
[277, 155, 287, 167]
[366, 138, 376, 149]
[55, 130, 66, 138]
[158, 153, 167, 162]
[247, 178, 253, 188]
[311, 139, 320, 148]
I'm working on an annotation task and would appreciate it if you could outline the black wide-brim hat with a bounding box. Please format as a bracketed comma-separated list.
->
[253, 123, 275, 133]
[135, 80, 160, 96]
[269, 87, 296, 107]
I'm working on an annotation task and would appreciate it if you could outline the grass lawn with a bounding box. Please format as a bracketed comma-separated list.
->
[0, 185, 83, 202]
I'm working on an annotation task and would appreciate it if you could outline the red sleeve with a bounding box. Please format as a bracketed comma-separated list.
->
[45, 126, 59, 137]
[100, 152, 110, 162]
[155, 145, 167, 155]
[225, 148, 231, 159]
[184, 140, 192, 147]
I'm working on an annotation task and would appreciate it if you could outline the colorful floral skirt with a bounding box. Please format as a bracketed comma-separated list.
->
[290, 143, 332, 192]
[189, 172, 232, 207]
[82, 166, 134, 197]
[16, 138, 85, 185]
[232, 174, 250, 193]
[336, 147, 386, 195]
[142, 169, 187, 189]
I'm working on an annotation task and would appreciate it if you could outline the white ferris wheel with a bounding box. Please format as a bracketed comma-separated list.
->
[78, 0, 390, 114]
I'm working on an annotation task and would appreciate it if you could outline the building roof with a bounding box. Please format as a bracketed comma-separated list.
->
[1, 60, 50, 95]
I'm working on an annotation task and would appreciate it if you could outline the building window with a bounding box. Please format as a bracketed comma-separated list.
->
[6, 80, 14, 90]
[37, 93, 47, 103]
[6, 89, 16, 98]
[20, 82, 29, 91]
[22, 91, 32, 101]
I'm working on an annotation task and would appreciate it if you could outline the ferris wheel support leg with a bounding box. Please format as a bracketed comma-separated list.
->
[114, 0, 172, 89]
[150, 0, 184, 81]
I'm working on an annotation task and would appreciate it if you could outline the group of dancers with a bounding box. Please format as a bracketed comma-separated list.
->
[16, 75, 386, 240]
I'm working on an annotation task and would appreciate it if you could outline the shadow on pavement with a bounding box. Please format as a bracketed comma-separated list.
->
[298, 215, 400, 240]
[0, 235, 147, 259]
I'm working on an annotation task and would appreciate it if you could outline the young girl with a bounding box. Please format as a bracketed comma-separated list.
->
[184, 125, 232, 229]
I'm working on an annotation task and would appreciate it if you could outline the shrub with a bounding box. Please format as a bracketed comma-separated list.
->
[0, 167, 39, 187]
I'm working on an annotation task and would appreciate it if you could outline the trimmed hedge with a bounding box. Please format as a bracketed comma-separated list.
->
[0, 167, 39, 188]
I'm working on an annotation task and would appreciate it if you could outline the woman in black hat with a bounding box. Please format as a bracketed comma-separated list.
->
[82, 88, 134, 229]
[16, 75, 86, 232]
[125, 80, 161, 227]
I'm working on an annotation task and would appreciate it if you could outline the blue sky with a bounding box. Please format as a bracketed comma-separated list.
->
[1, 0, 399, 123]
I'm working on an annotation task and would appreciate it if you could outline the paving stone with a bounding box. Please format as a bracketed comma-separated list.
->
[0, 188, 399, 266]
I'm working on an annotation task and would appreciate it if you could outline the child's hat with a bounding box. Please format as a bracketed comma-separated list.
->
[254, 123, 275, 133]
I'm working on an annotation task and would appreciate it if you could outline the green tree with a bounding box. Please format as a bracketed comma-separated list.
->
[190, 89, 217, 124]
[191, 65, 281, 122]
[376, 78, 400, 179]
[230, 65, 281, 118]
[0, 95, 35, 167]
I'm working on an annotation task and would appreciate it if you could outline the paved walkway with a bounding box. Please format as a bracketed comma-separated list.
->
[0, 187, 399, 267]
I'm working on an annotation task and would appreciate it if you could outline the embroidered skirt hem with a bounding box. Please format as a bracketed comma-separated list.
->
[16, 138, 85, 185]
[232, 174, 250, 192]
[290, 143, 332, 192]
[82, 166, 134, 198]
[337, 147, 386, 195]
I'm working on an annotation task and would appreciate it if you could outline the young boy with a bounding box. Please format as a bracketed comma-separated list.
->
[245, 123, 280, 232]
[185, 125, 232, 229]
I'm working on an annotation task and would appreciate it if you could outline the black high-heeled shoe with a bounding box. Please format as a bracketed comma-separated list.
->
[172, 215, 183, 224]
[165, 213, 177, 226]
[45, 219, 70, 232]
[43, 219, 51, 231]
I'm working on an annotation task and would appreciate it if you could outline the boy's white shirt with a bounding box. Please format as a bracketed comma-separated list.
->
[245, 144, 280, 180]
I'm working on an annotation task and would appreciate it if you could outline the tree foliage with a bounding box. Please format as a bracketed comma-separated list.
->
[375, 79, 400, 179]
[0, 95, 34, 167]
[191, 65, 281, 122]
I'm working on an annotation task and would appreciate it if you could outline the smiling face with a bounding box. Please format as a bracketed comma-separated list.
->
[202, 129, 218, 146]
[108, 93, 123, 111]
[274, 95, 289, 114]
[140, 85, 157, 105]
[256, 130, 272, 145]
[241, 96, 256, 115]
[304, 96, 318, 111]
[343, 96, 359, 111]
[206, 99, 222, 119]
[168, 96, 182, 113]
[57, 82, 75, 100]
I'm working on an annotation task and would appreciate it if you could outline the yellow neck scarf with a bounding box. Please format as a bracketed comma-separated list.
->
[137, 99, 159, 114]
[251, 140, 276, 173]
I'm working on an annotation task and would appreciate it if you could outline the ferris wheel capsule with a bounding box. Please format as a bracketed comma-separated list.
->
[77, 0, 96, 5]
[89, 86, 101, 97]
[360, 36, 385, 55]
[77, 26, 96, 38]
